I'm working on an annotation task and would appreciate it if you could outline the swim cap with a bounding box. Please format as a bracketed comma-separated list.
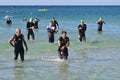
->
[23, 18, 27, 21]
[81, 20, 84, 23]
[29, 18, 33, 21]
[99, 18, 102, 20]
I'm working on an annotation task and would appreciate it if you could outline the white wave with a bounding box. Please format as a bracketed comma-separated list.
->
[4, 15, 12, 19]
[42, 56, 65, 62]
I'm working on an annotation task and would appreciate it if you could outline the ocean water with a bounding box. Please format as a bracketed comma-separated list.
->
[0, 6, 120, 80]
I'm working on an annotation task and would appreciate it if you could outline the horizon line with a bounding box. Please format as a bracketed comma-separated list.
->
[0, 4, 120, 6]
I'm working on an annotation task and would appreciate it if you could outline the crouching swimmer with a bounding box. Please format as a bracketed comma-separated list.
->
[58, 31, 70, 60]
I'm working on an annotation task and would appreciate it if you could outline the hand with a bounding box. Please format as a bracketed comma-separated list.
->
[31, 26, 34, 29]
[61, 46, 65, 51]
[26, 47, 28, 52]
[55, 29, 58, 33]
[61, 52, 63, 55]
[79, 27, 82, 30]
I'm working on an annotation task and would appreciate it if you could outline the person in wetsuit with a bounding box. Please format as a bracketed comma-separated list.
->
[96, 18, 105, 32]
[6, 18, 12, 25]
[51, 17, 59, 33]
[78, 20, 87, 42]
[46, 22, 56, 43]
[26, 18, 35, 40]
[34, 18, 39, 30]
[58, 31, 70, 60]
[8, 28, 28, 61]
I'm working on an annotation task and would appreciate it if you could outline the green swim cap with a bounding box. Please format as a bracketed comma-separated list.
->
[29, 18, 33, 21]
[81, 20, 84, 23]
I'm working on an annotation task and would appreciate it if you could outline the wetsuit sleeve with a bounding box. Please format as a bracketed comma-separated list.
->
[67, 37, 70, 41]
[32, 22, 35, 27]
[66, 37, 70, 47]
[84, 24, 87, 31]
[22, 34, 28, 51]
[58, 36, 62, 41]
[26, 22, 30, 29]
[103, 21, 105, 24]
[78, 25, 80, 29]
[56, 21, 59, 26]
[8, 35, 16, 47]
[21, 34, 24, 39]
[58, 37, 62, 47]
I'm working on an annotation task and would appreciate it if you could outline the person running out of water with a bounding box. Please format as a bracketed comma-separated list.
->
[34, 18, 39, 30]
[78, 20, 87, 42]
[58, 31, 70, 60]
[8, 28, 28, 61]
[26, 18, 35, 40]
[51, 17, 59, 33]
[96, 18, 105, 32]
[6, 17, 12, 25]
[46, 22, 56, 43]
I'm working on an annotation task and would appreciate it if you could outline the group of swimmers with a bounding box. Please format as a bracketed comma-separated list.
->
[8, 17, 105, 61]
[26, 18, 39, 40]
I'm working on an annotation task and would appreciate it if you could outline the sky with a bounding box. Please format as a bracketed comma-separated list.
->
[0, 0, 120, 5]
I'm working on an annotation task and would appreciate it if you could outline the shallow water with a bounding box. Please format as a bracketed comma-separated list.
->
[0, 6, 120, 80]
[0, 41, 120, 80]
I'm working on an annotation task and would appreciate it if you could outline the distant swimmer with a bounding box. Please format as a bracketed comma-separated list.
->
[33, 18, 39, 30]
[26, 18, 35, 40]
[6, 17, 12, 25]
[23, 18, 27, 21]
[8, 28, 28, 61]
[96, 18, 105, 32]
[78, 20, 87, 42]
[46, 22, 56, 43]
[51, 17, 59, 33]
[58, 31, 70, 60]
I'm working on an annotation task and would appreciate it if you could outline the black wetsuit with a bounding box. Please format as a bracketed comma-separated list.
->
[34, 21, 39, 29]
[47, 29, 55, 43]
[78, 24, 87, 42]
[52, 20, 59, 29]
[14, 34, 24, 61]
[97, 21, 104, 31]
[6, 20, 12, 25]
[58, 36, 69, 60]
[26, 21, 35, 40]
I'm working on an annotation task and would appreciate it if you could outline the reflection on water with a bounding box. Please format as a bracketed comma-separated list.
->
[13, 62, 25, 80]
[59, 62, 68, 80]
[80, 51, 88, 60]
[98, 31, 102, 34]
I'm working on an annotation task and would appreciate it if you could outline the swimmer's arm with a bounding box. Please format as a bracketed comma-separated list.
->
[56, 22, 59, 29]
[61, 41, 70, 50]
[23, 38, 28, 51]
[58, 39, 70, 47]
[8, 36, 15, 47]
[58, 40, 61, 47]
[103, 21, 105, 24]
[96, 21, 99, 24]
[65, 41, 70, 47]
